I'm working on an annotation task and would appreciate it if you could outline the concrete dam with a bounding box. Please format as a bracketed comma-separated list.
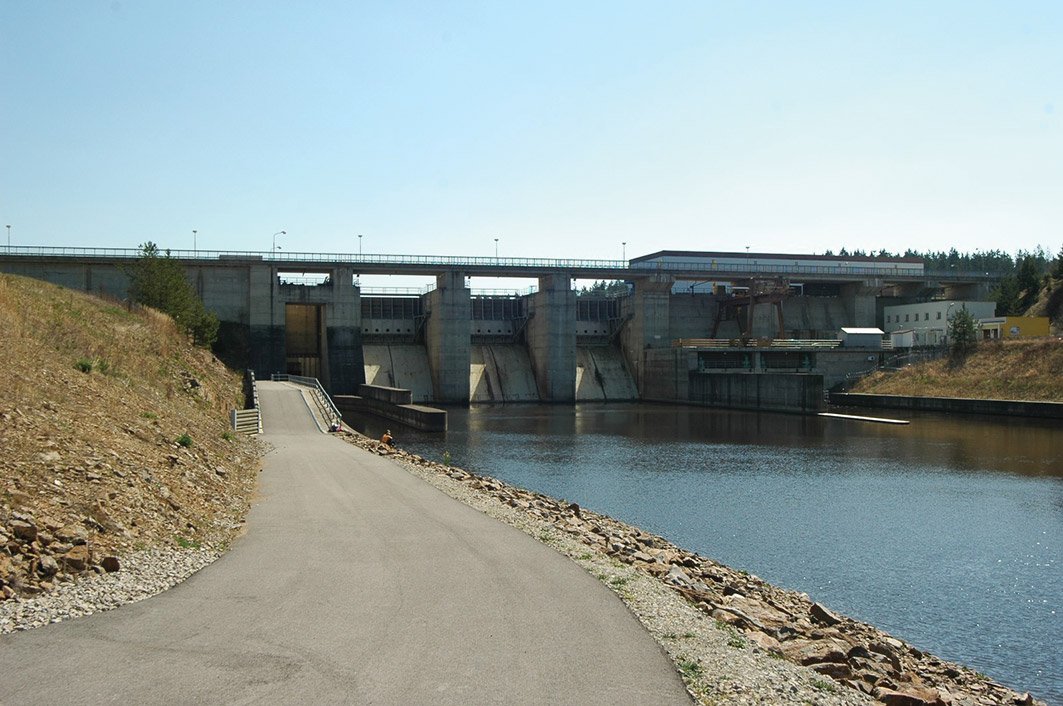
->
[0, 248, 996, 410]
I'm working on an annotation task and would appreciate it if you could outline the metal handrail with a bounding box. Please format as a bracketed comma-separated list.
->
[0, 245, 626, 270]
[360, 286, 435, 295]
[271, 373, 341, 427]
[673, 338, 843, 349]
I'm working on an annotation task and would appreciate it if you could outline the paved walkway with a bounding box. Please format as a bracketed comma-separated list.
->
[0, 382, 690, 704]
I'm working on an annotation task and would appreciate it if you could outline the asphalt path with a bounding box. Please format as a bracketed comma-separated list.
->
[0, 382, 690, 704]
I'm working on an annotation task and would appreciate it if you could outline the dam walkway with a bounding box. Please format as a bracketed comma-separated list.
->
[0, 382, 689, 704]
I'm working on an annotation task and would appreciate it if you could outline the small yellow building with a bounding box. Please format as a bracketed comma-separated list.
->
[978, 316, 1050, 340]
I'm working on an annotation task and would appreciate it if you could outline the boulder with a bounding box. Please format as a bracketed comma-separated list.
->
[810, 601, 843, 626]
[10, 520, 37, 542]
[100, 556, 121, 573]
[875, 686, 948, 706]
[37, 555, 59, 577]
[664, 566, 692, 588]
[61, 545, 91, 572]
[723, 594, 792, 630]
[746, 631, 783, 655]
[55, 525, 88, 545]
[0, 554, 16, 583]
[780, 638, 850, 666]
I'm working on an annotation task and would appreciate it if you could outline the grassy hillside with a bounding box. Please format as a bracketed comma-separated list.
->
[0, 274, 259, 598]
[852, 337, 1063, 401]
[1027, 278, 1063, 334]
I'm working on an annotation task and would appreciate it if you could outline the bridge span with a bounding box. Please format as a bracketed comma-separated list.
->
[1, 246, 999, 404]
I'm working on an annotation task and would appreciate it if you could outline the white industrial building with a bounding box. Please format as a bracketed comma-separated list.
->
[882, 301, 996, 347]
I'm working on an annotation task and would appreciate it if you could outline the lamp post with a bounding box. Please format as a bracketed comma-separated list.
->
[5, 225, 9, 250]
[192, 229, 197, 253]
[494, 237, 499, 259]
[622, 241, 626, 261]
[358, 234, 363, 256]
[273, 230, 286, 254]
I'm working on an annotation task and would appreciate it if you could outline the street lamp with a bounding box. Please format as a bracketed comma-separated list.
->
[192, 229, 197, 253]
[494, 237, 499, 259]
[622, 241, 626, 261]
[273, 230, 286, 254]
[5, 225, 9, 250]
[358, 234, 363, 256]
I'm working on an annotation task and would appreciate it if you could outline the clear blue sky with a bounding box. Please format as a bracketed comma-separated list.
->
[2, 1, 1061, 264]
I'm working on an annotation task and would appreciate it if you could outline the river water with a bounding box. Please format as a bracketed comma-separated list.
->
[344, 403, 1062, 704]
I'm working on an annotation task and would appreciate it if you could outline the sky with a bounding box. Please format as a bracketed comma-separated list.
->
[2, 1, 1061, 277]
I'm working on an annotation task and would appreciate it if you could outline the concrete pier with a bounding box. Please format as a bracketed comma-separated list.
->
[527, 275, 577, 402]
[425, 272, 472, 403]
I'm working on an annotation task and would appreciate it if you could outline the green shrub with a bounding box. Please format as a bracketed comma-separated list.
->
[176, 433, 193, 447]
[75, 358, 94, 373]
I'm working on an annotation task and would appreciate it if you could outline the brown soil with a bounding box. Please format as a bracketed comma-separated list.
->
[0, 274, 260, 598]
[852, 338, 1063, 401]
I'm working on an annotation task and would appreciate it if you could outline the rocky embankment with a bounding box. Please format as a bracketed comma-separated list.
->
[341, 432, 1044, 706]
[0, 274, 259, 615]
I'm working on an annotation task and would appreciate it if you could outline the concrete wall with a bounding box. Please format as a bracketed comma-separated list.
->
[620, 276, 672, 395]
[830, 393, 1063, 419]
[424, 272, 472, 404]
[841, 283, 879, 328]
[781, 296, 851, 338]
[689, 372, 824, 413]
[575, 345, 638, 401]
[667, 295, 717, 339]
[526, 275, 576, 401]
[640, 348, 692, 403]
[470, 344, 539, 402]
[362, 344, 434, 403]
[335, 395, 447, 432]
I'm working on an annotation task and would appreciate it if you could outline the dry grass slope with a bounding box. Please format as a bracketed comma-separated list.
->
[0, 274, 259, 598]
[852, 338, 1063, 401]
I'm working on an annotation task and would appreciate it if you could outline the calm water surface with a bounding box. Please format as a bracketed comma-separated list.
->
[346, 404, 1062, 704]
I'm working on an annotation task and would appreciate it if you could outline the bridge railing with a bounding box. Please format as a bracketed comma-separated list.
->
[0, 245, 1001, 281]
[271, 374, 342, 430]
[673, 338, 843, 349]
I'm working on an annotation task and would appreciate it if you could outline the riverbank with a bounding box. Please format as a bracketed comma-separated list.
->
[852, 338, 1063, 402]
[340, 432, 1045, 706]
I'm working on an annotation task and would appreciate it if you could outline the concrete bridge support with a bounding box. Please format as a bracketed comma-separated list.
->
[527, 275, 576, 401]
[425, 272, 472, 404]
[620, 275, 673, 396]
[248, 264, 286, 383]
[841, 283, 880, 328]
[323, 267, 363, 395]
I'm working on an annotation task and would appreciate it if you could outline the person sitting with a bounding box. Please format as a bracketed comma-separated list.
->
[380, 429, 394, 446]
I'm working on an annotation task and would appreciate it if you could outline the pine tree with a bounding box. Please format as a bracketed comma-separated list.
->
[948, 307, 978, 363]
[127, 242, 218, 347]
